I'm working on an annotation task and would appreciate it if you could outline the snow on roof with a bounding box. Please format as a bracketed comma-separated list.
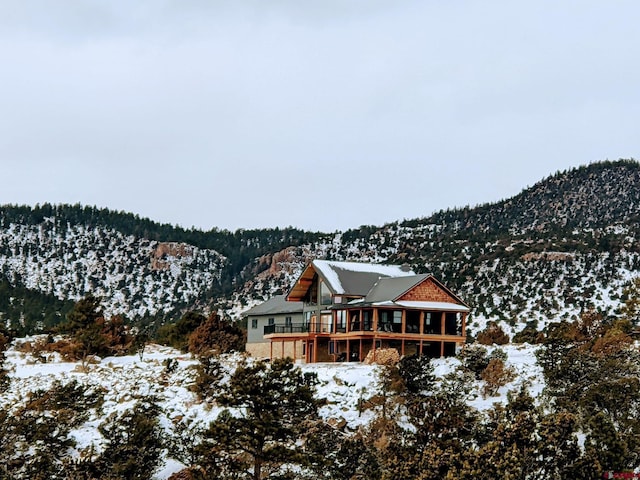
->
[369, 300, 470, 312]
[313, 260, 415, 296]
[394, 301, 470, 312]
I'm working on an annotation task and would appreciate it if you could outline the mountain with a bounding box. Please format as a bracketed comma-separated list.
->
[0, 159, 638, 335]
[232, 159, 640, 334]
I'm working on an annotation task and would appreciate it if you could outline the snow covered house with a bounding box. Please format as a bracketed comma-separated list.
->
[263, 260, 469, 363]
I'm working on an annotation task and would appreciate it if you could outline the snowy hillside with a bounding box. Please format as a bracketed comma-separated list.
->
[1, 160, 639, 336]
[1, 336, 543, 479]
[0, 217, 226, 321]
[234, 161, 640, 333]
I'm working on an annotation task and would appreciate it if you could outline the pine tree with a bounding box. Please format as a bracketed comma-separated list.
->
[620, 277, 640, 325]
[188, 311, 245, 357]
[157, 311, 206, 351]
[196, 357, 320, 480]
[97, 399, 164, 479]
[62, 294, 103, 333]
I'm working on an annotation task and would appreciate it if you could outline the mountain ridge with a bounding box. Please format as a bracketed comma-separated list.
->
[1, 159, 638, 334]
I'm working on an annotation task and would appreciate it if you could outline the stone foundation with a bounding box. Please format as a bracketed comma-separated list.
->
[245, 341, 305, 361]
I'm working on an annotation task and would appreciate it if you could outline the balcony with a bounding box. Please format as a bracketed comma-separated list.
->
[264, 323, 310, 335]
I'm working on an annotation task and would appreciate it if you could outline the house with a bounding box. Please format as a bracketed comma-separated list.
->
[263, 260, 469, 363]
[243, 295, 304, 359]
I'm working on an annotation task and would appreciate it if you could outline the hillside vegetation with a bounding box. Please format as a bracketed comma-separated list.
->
[1, 305, 638, 479]
[0, 159, 639, 334]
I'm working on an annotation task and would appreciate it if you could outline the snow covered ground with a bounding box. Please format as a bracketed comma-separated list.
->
[1, 337, 544, 479]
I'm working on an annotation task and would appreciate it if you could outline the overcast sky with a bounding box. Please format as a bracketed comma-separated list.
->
[1, 1, 639, 232]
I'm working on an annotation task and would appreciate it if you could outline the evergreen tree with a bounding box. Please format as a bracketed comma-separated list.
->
[96, 399, 164, 480]
[620, 277, 640, 325]
[188, 311, 245, 357]
[303, 423, 381, 480]
[157, 311, 206, 351]
[0, 380, 103, 479]
[196, 358, 320, 480]
[62, 294, 103, 333]
[537, 312, 640, 472]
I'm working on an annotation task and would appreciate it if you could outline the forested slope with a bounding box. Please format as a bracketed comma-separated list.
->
[1, 159, 638, 334]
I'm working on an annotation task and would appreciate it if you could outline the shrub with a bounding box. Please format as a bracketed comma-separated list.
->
[481, 357, 516, 397]
[459, 344, 489, 379]
[157, 311, 206, 352]
[513, 324, 544, 344]
[477, 321, 510, 345]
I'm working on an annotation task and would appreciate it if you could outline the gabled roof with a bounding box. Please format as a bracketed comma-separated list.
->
[242, 295, 303, 317]
[348, 273, 470, 312]
[287, 259, 415, 301]
[365, 274, 468, 305]
[364, 274, 431, 303]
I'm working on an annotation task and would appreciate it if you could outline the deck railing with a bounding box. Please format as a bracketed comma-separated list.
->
[263, 323, 462, 336]
[264, 323, 310, 335]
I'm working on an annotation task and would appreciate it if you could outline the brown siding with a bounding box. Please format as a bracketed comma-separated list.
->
[398, 278, 459, 303]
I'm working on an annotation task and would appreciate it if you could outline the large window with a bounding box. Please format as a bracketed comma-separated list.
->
[268, 318, 275, 326]
[406, 310, 420, 333]
[424, 311, 439, 334]
[320, 314, 332, 333]
[379, 310, 402, 332]
[251, 318, 258, 329]
[320, 281, 332, 306]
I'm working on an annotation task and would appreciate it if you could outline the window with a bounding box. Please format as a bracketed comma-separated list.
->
[363, 310, 373, 330]
[320, 314, 332, 333]
[329, 340, 336, 355]
[251, 318, 258, 329]
[285, 316, 292, 327]
[337, 310, 346, 331]
[320, 281, 332, 306]
[268, 318, 275, 326]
